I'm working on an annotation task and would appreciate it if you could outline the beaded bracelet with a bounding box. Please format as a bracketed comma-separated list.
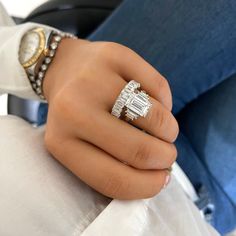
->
[29, 31, 77, 100]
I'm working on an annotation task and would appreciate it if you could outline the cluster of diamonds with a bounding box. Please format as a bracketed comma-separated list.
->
[111, 80, 141, 118]
[29, 31, 77, 99]
[112, 80, 152, 120]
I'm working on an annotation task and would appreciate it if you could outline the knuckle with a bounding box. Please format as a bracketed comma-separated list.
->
[98, 42, 131, 64]
[146, 104, 159, 128]
[157, 77, 173, 109]
[148, 104, 173, 133]
[149, 104, 179, 143]
[132, 142, 151, 168]
[103, 174, 127, 198]
[153, 106, 167, 131]
[157, 76, 169, 93]
[99, 42, 120, 58]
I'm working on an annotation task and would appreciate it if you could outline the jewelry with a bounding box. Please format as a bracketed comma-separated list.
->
[30, 31, 76, 99]
[111, 80, 152, 120]
[19, 27, 77, 99]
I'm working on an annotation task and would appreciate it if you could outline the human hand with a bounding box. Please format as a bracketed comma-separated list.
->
[43, 38, 179, 200]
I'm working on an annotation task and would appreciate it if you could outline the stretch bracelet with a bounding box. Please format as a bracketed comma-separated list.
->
[29, 31, 77, 100]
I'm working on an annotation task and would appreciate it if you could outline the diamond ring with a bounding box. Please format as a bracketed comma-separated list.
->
[111, 80, 152, 120]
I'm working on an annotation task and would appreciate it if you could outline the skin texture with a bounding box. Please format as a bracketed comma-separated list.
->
[43, 38, 179, 200]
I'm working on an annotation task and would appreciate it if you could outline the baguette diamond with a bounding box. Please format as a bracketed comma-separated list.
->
[111, 80, 140, 118]
[125, 91, 152, 120]
[111, 80, 152, 120]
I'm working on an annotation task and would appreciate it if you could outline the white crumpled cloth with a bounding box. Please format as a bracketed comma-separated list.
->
[0, 115, 219, 236]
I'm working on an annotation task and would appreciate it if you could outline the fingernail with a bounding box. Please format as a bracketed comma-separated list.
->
[163, 174, 171, 189]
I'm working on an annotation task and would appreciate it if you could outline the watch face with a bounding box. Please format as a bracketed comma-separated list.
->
[19, 31, 40, 64]
[19, 31, 41, 66]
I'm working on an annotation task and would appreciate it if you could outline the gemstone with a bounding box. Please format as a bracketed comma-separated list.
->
[50, 42, 58, 50]
[36, 79, 42, 86]
[45, 57, 51, 64]
[29, 75, 35, 82]
[36, 87, 42, 94]
[49, 50, 55, 57]
[38, 71, 44, 79]
[32, 83, 37, 89]
[126, 91, 152, 118]
[41, 64, 47, 71]
[54, 35, 61, 42]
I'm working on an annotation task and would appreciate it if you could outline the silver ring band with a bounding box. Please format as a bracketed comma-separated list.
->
[111, 80, 140, 118]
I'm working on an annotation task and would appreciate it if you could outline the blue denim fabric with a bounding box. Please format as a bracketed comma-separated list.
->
[87, 0, 236, 234]
[89, 0, 236, 115]
[177, 76, 236, 234]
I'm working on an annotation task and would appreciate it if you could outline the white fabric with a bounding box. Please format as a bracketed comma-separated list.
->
[0, 3, 52, 101]
[0, 3, 220, 236]
[0, 116, 219, 236]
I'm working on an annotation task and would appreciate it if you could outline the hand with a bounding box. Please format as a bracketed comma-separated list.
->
[43, 38, 179, 200]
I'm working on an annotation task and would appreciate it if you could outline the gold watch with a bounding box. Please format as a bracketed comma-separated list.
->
[19, 27, 53, 79]
[19, 27, 76, 99]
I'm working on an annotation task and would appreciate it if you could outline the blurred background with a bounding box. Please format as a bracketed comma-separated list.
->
[1, 0, 46, 17]
[0, 0, 47, 115]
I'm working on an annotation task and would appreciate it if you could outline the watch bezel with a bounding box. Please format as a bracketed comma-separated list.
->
[21, 28, 46, 68]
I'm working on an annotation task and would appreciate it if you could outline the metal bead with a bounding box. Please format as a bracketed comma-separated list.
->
[49, 50, 55, 57]
[54, 35, 61, 42]
[39, 94, 45, 100]
[59, 32, 65, 37]
[45, 57, 51, 64]
[28, 31, 76, 100]
[36, 87, 42, 94]
[36, 79, 42, 86]
[38, 71, 44, 79]
[29, 75, 35, 82]
[32, 83, 37, 89]
[41, 64, 47, 71]
[50, 42, 58, 50]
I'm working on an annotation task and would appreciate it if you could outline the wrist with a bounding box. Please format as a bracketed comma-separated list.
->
[43, 38, 73, 102]
[42, 38, 89, 102]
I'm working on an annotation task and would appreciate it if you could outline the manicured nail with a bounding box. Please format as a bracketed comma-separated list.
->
[163, 174, 171, 189]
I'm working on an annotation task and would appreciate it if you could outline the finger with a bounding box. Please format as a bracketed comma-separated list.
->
[130, 97, 179, 143]
[76, 109, 177, 170]
[111, 44, 172, 111]
[98, 74, 178, 142]
[49, 137, 170, 200]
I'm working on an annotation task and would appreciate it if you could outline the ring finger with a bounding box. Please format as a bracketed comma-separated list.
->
[129, 97, 179, 143]
[104, 75, 178, 143]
